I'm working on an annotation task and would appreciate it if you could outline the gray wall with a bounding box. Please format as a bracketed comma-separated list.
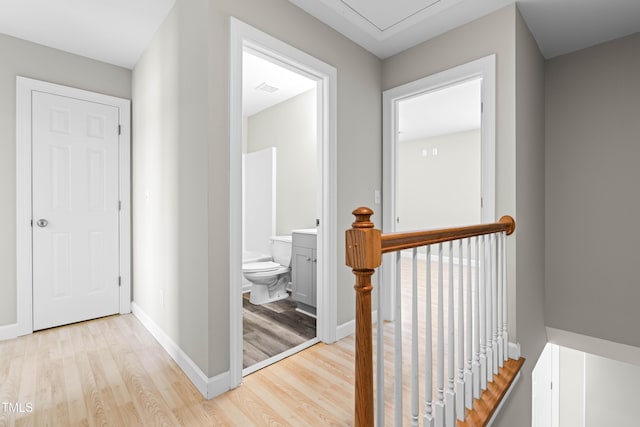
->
[383, 6, 547, 426]
[382, 6, 517, 313]
[545, 33, 640, 347]
[500, 7, 548, 426]
[247, 89, 318, 235]
[132, 0, 210, 373]
[0, 33, 131, 327]
[398, 130, 481, 232]
[209, 0, 382, 376]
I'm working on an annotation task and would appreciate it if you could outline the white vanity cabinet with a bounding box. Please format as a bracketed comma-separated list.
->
[291, 230, 317, 315]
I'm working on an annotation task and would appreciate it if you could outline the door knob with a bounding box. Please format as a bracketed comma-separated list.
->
[36, 219, 48, 228]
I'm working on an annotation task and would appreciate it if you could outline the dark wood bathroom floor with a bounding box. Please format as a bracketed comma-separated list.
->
[243, 293, 316, 369]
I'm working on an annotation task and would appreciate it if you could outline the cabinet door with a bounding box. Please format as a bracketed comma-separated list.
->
[312, 249, 317, 306]
[292, 246, 314, 306]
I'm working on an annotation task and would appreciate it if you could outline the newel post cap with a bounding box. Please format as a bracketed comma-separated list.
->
[351, 207, 374, 229]
[346, 207, 382, 270]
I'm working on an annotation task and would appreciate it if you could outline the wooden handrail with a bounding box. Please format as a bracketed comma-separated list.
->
[345, 207, 516, 427]
[381, 215, 515, 254]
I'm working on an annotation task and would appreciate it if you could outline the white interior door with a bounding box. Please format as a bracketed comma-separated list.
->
[32, 91, 120, 331]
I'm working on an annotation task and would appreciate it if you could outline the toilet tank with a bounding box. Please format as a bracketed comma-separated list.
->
[269, 235, 292, 266]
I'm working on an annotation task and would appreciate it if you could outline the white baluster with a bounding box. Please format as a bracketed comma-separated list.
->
[485, 234, 494, 383]
[496, 233, 504, 368]
[394, 251, 403, 426]
[491, 233, 499, 375]
[376, 254, 385, 426]
[435, 244, 445, 427]
[502, 232, 509, 362]
[472, 236, 481, 398]
[411, 249, 419, 427]
[456, 239, 465, 421]
[446, 242, 456, 426]
[424, 245, 434, 427]
[479, 235, 487, 390]
[464, 238, 474, 409]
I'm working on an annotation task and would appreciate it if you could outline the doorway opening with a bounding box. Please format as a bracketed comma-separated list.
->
[396, 78, 482, 233]
[229, 18, 338, 386]
[382, 55, 495, 321]
[241, 48, 319, 375]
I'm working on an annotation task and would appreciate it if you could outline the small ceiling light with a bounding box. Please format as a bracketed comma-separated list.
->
[256, 82, 279, 93]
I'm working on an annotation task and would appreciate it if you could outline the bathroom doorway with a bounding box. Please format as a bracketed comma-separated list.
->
[229, 19, 338, 385]
[241, 48, 319, 375]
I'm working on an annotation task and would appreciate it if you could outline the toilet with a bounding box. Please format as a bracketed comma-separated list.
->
[242, 235, 292, 305]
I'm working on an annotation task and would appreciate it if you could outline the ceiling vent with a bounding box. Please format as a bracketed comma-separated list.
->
[256, 82, 279, 93]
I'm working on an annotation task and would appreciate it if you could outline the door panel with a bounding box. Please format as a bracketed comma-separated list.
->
[32, 91, 120, 330]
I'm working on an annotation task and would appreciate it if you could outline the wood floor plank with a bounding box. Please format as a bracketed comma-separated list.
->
[242, 293, 316, 369]
[0, 257, 518, 427]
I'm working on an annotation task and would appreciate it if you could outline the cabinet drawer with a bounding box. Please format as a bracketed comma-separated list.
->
[292, 232, 316, 249]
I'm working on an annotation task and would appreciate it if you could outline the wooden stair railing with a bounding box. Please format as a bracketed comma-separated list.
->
[345, 207, 523, 427]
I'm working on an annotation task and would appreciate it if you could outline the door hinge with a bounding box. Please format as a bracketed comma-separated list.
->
[316, 218, 320, 226]
[118, 124, 122, 135]
[30, 219, 33, 227]
[118, 276, 122, 287]
[118, 200, 122, 211]
[481, 102, 484, 113]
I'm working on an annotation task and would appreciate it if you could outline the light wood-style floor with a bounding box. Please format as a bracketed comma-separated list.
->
[0, 257, 486, 426]
[0, 314, 356, 426]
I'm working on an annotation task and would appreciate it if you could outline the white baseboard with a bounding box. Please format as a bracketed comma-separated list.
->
[0, 322, 18, 341]
[131, 302, 230, 399]
[207, 371, 230, 399]
[336, 318, 355, 341]
[336, 310, 378, 341]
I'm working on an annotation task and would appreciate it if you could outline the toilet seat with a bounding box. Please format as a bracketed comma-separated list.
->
[243, 261, 281, 273]
[243, 265, 290, 278]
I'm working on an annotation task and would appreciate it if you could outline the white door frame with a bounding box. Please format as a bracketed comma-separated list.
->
[229, 18, 338, 388]
[381, 55, 496, 320]
[15, 76, 131, 336]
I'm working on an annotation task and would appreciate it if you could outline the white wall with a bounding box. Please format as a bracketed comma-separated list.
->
[244, 148, 276, 254]
[559, 346, 585, 427]
[559, 347, 640, 427]
[585, 353, 640, 426]
[246, 89, 318, 235]
[398, 130, 481, 232]
[546, 32, 640, 347]
[0, 32, 131, 328]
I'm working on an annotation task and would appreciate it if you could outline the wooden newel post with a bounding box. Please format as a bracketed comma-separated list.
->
[346, 207, 381, 427]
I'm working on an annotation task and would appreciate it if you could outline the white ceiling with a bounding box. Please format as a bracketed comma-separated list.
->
[0, 0, 175, 69]
[0, 0, 638, 70]
[399, 79, 481, 142]
[243, 51, 316, 117]
[1, 0, 638, 128]
[289, 0, 640, 59]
